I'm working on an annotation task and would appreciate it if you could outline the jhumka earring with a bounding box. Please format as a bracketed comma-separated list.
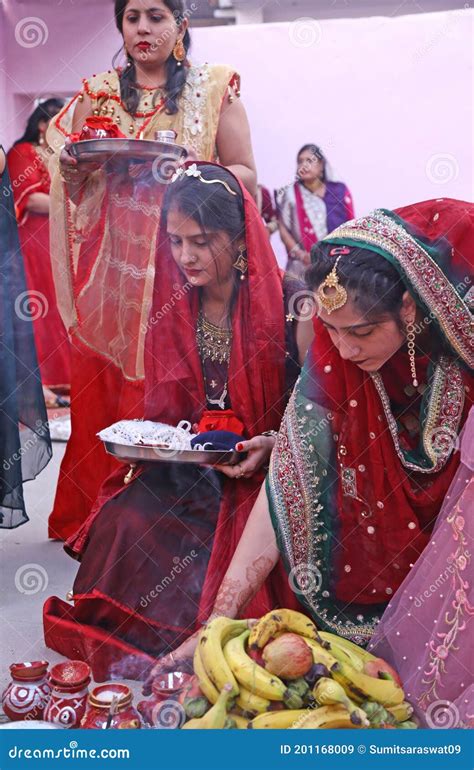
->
[406, 320, 418, 388]
[173, 38, 186, 66]
[233, 245, 248, 280]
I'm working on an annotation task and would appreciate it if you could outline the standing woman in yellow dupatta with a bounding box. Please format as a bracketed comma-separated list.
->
[46, 0, 257, 541]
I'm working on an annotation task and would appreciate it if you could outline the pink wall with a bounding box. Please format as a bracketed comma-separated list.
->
[2, 4, 472, 261]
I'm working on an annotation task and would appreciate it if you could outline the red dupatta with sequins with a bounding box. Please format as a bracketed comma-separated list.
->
[66, 163, 297, 615]
[267, 200, 473, 645]
[144, 162, 297, 619]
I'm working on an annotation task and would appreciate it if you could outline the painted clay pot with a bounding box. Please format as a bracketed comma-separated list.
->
[44, 662, 91, 728]
[138, 672, 192, 726]
[49, 660, 91, 690]
[44, 682, 90, 729]
[2, 661, 51, 722]
[81, 684, 141, 729]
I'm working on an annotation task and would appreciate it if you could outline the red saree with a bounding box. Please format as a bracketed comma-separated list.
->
[43, 166, 300, 680]
[6, 143, 70, 388]
[268, 200, 473, 645]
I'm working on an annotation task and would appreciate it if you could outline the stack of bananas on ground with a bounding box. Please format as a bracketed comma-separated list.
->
[180, 610, 417, 729]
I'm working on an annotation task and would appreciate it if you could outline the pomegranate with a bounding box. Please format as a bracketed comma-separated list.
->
[262, 633, 313, 680]
[363, 657, 403, 687]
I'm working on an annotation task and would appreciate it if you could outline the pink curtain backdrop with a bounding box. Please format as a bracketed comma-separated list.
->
[1, 3, 472, 264]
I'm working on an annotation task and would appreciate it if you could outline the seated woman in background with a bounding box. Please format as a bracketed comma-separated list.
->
[43, 163, 314, 681]
[277, 143, 354, 279]
[7, 99, 70, 407]
[148, 199, 473, 726]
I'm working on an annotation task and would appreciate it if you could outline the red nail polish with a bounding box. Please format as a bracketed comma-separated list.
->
[236, 443, 243, 451]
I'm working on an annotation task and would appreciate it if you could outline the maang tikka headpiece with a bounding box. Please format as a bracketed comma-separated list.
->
[317, 249, 349, 314]
[171, 163, 238, 196]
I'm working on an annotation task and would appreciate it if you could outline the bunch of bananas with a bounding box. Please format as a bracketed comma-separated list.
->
[179, 610, 417, 729]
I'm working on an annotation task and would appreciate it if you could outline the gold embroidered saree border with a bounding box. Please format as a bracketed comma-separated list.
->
[371, 358, 465, 473]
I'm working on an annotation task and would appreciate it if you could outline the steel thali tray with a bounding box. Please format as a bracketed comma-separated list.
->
[104, 440, 243, 466]
[69, 138, 187, 164]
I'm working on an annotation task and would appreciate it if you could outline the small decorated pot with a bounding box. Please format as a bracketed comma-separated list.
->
[2, 661, 51, 722]
[44, 661, 91, 728]
[138, 672, 192, 727]
[44, 683, 90, 729]
[80, 684, 141, 730]
[49, 660, 91, 690]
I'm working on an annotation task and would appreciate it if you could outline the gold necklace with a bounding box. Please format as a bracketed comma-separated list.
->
[196, 311, 232, 365]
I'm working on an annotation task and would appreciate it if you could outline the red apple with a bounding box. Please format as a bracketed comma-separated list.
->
[363, 657, 402, 687]
[262, 633, 313, 680]
[247, 645, 266, 668]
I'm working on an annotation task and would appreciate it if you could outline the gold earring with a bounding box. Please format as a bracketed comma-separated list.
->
[173, 39, 186, 66]
[123, 45, 132, 67]
[406, 321, 418, 388]
[233, 245, 248, 280]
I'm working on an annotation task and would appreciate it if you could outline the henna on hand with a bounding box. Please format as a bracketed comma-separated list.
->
[212, 554, 275, 617]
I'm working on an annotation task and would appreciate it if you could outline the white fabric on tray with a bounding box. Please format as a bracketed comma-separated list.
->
[97, 420, 196, 449]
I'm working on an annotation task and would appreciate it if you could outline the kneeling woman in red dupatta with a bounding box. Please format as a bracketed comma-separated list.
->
[43, 163, 312, 680]
[148, 199, 473, 681]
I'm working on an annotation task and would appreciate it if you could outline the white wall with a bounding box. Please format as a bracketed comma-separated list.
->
[2, 5, 472, 224]
[191, 10, 473, 216]
[233, 0, 465, 23]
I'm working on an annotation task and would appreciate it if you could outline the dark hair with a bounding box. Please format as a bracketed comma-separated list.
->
[15, 98, 64, 145]
[297, 143, 326, 182]
[162, 165, 245, 299]
[114, 0, 191, 116]
[306, 224, 453, 360]
[162, 164, 245, 244]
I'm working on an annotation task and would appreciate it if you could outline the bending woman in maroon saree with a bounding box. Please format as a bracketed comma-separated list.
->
[43, 164, 312, 681]
[148, 199, 472, 688]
